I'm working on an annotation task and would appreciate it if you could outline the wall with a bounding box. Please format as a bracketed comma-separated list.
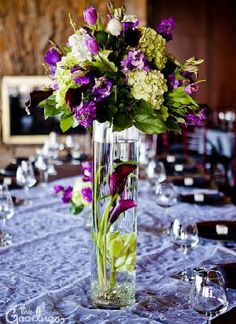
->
[0, 0, 146, 167]
[148, 0, 236, 113]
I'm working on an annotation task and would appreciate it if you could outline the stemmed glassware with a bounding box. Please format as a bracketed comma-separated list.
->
[65, 135, 81, 165]
[155, 182, 177, 228]
[16, 160, 36, 205]
[147, 160, 166, 188]
[190, 268, 228, 323]
[35, 154, 49, 187]
[170, 218, 199, 281]
[0, 184, 14, 246]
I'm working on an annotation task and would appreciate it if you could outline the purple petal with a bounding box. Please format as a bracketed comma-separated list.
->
[44, 48, 61, 65]
[109, 163, 137, 196]
[109, 199, 137, 225]
[65, 88, 82, 112]
[83, 7, 98, 25]
[74, 76, 91, 86]
[157, 17, 176, 41]
[82, 187, 93, 203]
[53, 185, 64, 194]
[185, 83, 199, 95]
[62, 186, 73, 203]
[75, 102, 96, 128]
[85, 36, 99, 55]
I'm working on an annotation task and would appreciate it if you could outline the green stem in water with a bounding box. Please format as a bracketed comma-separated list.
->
[110, 257, 116, 289]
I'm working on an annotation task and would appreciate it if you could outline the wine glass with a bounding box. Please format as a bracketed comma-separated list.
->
[170, 218, 199, 281]
[35, 154, 49, 187]
[0, 184, 14, 246]
[16, 160, 36, 204]
[65, 135, 81, 165]
[155, 182, 177, 228]
[147, 160, 166, 188]
[190, 268, 228, 323]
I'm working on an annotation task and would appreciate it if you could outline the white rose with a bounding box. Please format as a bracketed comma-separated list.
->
[106, 18, 122, 36]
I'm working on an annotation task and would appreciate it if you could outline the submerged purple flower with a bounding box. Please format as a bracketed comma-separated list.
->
[62, 186, 73, 203]
[65, 88, 82, 112]
[82, 187, 93, 203]
[121, 50, 150, 73]
[157, 17, 176, 41]
[92, 77, 112, 101]
[83, 7, 98, 25]
[81, 161, 93, 182]
[185, 108, 206, 126]
[109, 163, 137, 196]
[85, 36, 99, 55]
[109, 199, 137, 225]
[167, 73, 181, 89]
[53, 185, 64, 194]
[75, 102, 96, 128]
[44, 48, 61, 65]
[185, 83, 199, 95]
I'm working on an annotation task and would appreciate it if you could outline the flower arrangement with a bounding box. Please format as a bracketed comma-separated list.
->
[54, 161, 92, 214]
[27, 2, 204, 134]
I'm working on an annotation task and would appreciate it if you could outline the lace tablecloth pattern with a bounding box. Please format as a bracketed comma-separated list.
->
[1, 178, 236, 324]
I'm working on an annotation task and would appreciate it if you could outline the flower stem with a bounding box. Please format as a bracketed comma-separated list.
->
[110, 257, 116, 289]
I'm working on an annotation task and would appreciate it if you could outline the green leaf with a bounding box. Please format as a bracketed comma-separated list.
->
[70, 202, 84, 215]
[132, 100, 180, 134]
[95, 31, 108, 45]
[60, 114, 74, 132]
[92, 50, 118, 73]
[40, 95, 58, 119]
[113, 113, 134, 132]
[167, 86, 198, 108]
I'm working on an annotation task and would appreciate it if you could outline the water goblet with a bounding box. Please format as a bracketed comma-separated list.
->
[155, 182, 177, 229]
[170, 218, 199, 281]
[190, 268, 228, 323]
[147, 160, 166, 188]
[0, 184, 14, 246]
[16, 160, 36, 205]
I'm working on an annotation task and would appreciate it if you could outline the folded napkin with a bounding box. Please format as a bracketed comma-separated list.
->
[197, 221, 236, 241]
[179, 192, 226, 205]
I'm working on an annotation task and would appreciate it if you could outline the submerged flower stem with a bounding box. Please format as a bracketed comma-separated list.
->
[110, 256, 116, 289]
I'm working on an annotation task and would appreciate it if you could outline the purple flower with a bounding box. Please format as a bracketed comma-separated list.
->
[92, 77, 113, 101]
[121, 50, 150, 73]
[182, 71, 195, 83]
[83, 7, 98, 25]
[49, 65, 57, 76]
[167, 73, 181, 89]
[75, 102, 96, 128]
[157, 17, 176, 41]
[81, 161, 93, 182]
[85, 36, 99, 55]
[62, 186, 73, 203]
[53, 185, 64, 194]
[185, 108, 206, 126]
[44, 48, 61, 65]
[185, 83, 199, 95]
[109, 163, 137, 196]
[71, 65, 83, 74]
[82, 187, 93, 203]
[122, 19, 139, 32]
[109, 199, 137, 225]
[65, 88, 82, 112]
[124, 28, 141, 47]
[74, 76, 91, 86]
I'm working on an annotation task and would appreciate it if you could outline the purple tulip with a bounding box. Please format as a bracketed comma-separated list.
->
[62, 186, 73, 203]
[65, 88, 82, 112]
[85, 36, 99, 55]
[83, 7, 98, 25]
[53, 185, 64, 194]
[44, 48, 61, 65]
[109, 164, 137, 196]
[109, 199, 137, 225]
[82, 187, 93, 203]
[185, 83, 199, 95]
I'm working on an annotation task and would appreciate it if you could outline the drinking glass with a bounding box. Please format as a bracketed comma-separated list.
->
[190, 268, 228, 323]
[170, 218, 199, 281]
[147, 160, 166, 188]
[65, 135, 81, 165]
[16, 160, 36, 204]
[0, 184, 14, 246]
[155, 182, 177, 228]
[35, 154, 49, 187]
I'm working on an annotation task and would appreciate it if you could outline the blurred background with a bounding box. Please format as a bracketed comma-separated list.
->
[0, 0, 235, 190]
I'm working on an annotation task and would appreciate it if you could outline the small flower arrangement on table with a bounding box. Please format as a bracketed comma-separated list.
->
[54, 161, 92, 214]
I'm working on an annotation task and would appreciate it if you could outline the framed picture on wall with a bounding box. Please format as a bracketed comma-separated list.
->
[1, 76, 87, 144]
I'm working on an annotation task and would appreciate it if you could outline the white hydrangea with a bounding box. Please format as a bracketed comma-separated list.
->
[68, 28, 92, 62]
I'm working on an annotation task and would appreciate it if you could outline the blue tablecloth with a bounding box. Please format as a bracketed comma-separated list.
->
[1, 178, 236, 323]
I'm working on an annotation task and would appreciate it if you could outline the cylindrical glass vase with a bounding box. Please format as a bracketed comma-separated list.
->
[91, 121, 139, 309]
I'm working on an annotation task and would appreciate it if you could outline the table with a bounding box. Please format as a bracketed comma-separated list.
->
[1, 178, 236, 323]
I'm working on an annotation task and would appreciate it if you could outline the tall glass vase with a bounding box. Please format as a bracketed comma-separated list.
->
[91, 121, 139, 309]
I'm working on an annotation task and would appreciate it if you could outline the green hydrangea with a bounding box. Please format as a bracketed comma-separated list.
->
[128, 70, 167, 109]
[139, 27, 167, 70]
[54, 52, 78, 107]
